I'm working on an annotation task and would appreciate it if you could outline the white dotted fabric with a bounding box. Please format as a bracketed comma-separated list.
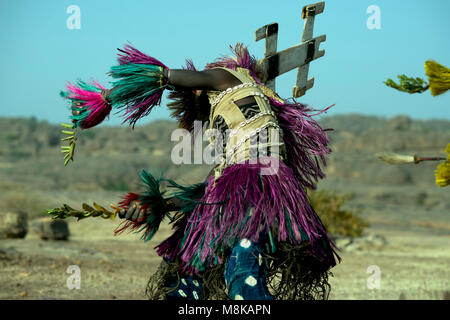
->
[245, 276, 257, 287]
[240, 238, 251, 248]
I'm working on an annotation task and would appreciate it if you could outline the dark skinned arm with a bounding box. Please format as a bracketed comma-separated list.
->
[72, 69, 239, 120]
[118, 197, 190, 222]
[166, 68, 241, 91]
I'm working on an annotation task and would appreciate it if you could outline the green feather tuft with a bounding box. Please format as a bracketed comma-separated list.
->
[137, 170, 168, 242]
[108, 63, 169, 107]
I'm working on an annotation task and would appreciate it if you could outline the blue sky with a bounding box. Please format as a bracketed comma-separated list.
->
[0, 0, 448, 126]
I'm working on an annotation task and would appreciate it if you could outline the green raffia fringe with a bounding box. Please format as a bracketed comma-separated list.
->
[109, 64, 169, 107]
[135, 171, 208, 243]
[136, 170, 169, 242]
[164, 179, 207, 214]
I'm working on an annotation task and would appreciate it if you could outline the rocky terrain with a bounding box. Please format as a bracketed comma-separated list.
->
[0, 114, 448, 300]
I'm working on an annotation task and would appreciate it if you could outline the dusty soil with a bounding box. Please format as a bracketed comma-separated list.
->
[0, 186, 449, 300]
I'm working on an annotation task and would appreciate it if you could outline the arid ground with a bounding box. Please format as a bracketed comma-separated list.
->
[0, 115, 449, 300]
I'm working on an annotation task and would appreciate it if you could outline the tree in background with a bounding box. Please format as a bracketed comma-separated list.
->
[308, 190, 368, 238]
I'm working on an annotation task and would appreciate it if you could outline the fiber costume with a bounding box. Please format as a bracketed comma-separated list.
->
[54, 43, 340, 300]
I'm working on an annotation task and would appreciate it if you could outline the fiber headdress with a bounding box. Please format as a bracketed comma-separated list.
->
[204, 43, 332, 190]
[167, 43, 331, 190]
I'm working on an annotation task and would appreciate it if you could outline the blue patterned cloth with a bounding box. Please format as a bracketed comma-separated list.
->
[224, 238, 273, 300]
[165, 273, 204, 300]
[165, 238, 272, 300]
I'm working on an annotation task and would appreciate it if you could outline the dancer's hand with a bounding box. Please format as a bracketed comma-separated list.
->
[71, 102, 86, 123]
[118, 201, 146, 222]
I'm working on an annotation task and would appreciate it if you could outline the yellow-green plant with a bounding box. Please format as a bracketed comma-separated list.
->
[60, 123, 77, 166]
[435, 143, 450, 187]
[308, 189, 368, 238]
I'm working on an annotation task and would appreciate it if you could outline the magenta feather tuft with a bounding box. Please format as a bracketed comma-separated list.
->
[66, 80, 112, 129]
[117, 43, 169, 68]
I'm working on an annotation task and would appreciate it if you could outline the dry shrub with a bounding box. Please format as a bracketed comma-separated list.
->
[0, 190, 52, 218]
[308, 189, 368, 238]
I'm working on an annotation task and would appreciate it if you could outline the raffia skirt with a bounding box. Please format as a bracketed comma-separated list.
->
[145, 157, 340, 300]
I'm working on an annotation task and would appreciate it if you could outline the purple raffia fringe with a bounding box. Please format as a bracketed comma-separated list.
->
[205, 43, 262, 83]
[272, 98, 333, 190]
[66, 81, 112, 129]
[117, 43, 168, 68]
[157, 158, 340, 274]
[120, 91, 164, 129]
[205, 42, 332, 190]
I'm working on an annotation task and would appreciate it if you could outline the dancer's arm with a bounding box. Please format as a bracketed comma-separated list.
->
[118, 198, 186, 222]
[166, 68, 240, 91]
[71, 69, 239, 119]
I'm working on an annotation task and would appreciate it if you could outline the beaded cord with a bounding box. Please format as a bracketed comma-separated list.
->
[227, 111, 276, 141]
[210, 83, 261, 108]
[226, 121, 282, 159]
